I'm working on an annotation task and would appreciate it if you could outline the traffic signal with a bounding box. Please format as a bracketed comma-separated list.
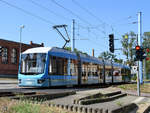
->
[135, 45, 141, 60]
[109, 34, 114, 53]
[146, 48, 150, 53]
[135, 45, 146, 61]
[140, 47, 146, 60]
[146, 57, 150, 61]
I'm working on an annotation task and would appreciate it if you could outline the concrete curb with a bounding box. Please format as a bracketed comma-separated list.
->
[110, 103, 138, 113]
[73, 91, 127, 105]
[143, 106, 150, 113]
[11, 91, 76, 101]
[48, 103, 108, 113]
[79, 93, 127, 105]
[74, 91, 122, 104]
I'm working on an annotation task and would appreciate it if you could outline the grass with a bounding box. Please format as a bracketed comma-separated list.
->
[0, 98, 74, 113]
[117, 83, 150, 93]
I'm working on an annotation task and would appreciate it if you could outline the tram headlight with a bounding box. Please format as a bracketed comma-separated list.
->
[37, 79, 45, 84]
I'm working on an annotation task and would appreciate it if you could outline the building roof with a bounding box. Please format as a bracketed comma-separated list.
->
[0, 38, 43, 47]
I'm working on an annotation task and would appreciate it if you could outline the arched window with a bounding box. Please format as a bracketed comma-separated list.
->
[2, 47, 8, 64]
[11, 48, 17, 64]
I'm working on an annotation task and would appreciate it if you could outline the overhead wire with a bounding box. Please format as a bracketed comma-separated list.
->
[72, 0, 107, 29]
[72, 0, 138, 39]
[112, 15, 137, 25]
[70, 0, 139, 55]
[26, 0, 102, 40]
[0, 0, 108, 54]
[50, 0, 93, 26]
[50, 0, 107, 34]
[76, 25, 108, 47]
[0, 0, 102, 42]
[77, 23, 108, 40]
[71, 0, 115, 36]
[0, 0, 55, 25]
[49, 0, 110, 43]
[110, 14, 137, 37]
[1, 0, 134, 54]
[26, 0, 71, 21]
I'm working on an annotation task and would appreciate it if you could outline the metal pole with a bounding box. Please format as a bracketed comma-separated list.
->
[138, 12, 143, 84]
[102, 59, 105, 84]
[19, 28, 22, 56]
[19, 25, 25, 56]
[111, 59, 114, 83]
[137, 61, 140, 96]
[71, 19, 75, 52]
[144, 59, 146, 80]
[136, 12, 142, 96]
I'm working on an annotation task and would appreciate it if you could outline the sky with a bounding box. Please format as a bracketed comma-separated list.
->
[0, 0, 150, 60]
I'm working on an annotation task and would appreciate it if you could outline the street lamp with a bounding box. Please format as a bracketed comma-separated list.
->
[19, 25, 25, 56]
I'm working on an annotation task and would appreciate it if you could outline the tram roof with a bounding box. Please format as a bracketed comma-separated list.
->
[22, 47, 52, 54]
[22, 47, 130, 69]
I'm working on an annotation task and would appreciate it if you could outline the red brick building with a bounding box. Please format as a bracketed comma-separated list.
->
[0, 39, 44, 78]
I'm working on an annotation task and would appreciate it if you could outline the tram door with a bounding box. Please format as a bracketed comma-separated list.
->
[67, 58, 79, 86]
[49, 56, 69, 86]
[66, 58, 72, 85]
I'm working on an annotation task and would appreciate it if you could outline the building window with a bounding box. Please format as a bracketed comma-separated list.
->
[2, 47, 8, 64]
[11, 48, 17, 64]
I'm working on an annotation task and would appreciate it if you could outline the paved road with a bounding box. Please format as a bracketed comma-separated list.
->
[48, 87, 148, 112]
[0, 79, 18, 89]
[0, 78, 150, 112]
[0, 78, 101, 94]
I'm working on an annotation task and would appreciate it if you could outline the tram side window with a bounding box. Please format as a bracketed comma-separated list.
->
[82, 62, 91, 76]
[70, 59, 78, 76]
[49, 56, 57, 75]
[92, 64, 98, 77]
[82, 63, 86, 77]
[49, 56, 68, 75]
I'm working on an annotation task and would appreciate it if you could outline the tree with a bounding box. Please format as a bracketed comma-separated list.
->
[143, 32, 150, 79]
[98, 51, 116, 61]
[121, 31, 136, 66]
[114, 58, 123, 64]
[64, 47, 88, 55]
[121, 33, 129, 60]
[98, 51, 123, 65]
[143, 32, 150, 48]
[144, 32, 150, 38]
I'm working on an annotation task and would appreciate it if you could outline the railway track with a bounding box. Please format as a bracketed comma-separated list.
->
[0, 81, 130, 102]
[0, 90, 76, 102]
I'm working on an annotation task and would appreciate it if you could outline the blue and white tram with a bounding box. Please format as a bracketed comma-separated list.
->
[18, 47, 130, 87]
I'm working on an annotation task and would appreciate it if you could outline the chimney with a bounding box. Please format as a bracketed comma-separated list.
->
[30, 41, 33, 45]
[92, 49, 94, 57]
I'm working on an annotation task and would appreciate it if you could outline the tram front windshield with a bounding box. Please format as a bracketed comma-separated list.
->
[20, 53, 46, 75]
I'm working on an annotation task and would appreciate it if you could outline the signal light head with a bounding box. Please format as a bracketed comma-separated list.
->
[146, 57, 150, 61]
[146, 48, 150, 53]
[109, 34, 114, 53]
[135, 45, 140, 50]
